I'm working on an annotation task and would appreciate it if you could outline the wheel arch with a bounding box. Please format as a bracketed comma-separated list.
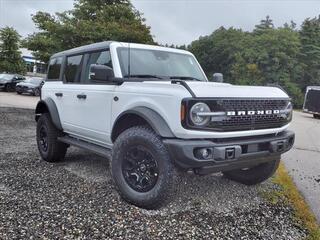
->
[111, 107, 175, 142]
[35, 98, 62, 130]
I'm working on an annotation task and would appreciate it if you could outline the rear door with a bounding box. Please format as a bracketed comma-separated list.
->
[60, 50, 116, 146]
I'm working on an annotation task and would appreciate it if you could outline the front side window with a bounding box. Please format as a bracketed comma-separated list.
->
[47, 57, 62, 80]
[117, 48, 206, 81]
[84, 50, 113, 83]
[64, 55, 83, 83]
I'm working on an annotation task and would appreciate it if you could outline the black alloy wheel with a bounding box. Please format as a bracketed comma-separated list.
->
[39, 125, 49, 152]
[122, 145, 159, 192]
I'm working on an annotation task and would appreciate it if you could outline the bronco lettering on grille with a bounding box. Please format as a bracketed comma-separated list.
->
[226, 110, 280, 116]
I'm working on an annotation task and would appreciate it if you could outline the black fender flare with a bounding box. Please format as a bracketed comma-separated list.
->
[112, 106, 175, 140]
[35, 98, 62, 130]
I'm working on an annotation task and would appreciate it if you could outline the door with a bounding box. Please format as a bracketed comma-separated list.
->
[60, 50, 116, 146]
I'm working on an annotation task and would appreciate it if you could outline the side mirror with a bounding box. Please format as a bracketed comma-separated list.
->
[89, 64, 114, 82]
[212, 73, 223, 83]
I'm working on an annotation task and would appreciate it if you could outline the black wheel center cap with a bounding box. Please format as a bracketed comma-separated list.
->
[140, 163, 146, 172]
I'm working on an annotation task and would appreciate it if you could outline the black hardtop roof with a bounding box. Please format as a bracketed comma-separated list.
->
[51, 41, 114, 58]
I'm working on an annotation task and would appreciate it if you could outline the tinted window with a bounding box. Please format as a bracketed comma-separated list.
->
[65, 55, 83, 83]
[47, 57, 62, 80]
[84, 50, 112, 83]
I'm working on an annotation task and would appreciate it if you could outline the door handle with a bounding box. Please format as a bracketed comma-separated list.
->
[55, 92, 63, 97]
[77, 94, 87, 99]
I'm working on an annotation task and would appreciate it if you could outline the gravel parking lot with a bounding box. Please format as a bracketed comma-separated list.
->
[0, 107, 307, 239]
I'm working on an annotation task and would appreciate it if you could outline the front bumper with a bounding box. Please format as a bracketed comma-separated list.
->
[16, 86, 34, 93]
[164, 130, 294, 174]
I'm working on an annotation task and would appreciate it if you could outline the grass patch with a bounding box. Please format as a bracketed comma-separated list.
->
[271, 162, 320, 240]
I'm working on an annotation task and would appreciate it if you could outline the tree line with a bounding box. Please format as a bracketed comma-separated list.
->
[1, 0, 320, 107]
[189, 15, 320, 107]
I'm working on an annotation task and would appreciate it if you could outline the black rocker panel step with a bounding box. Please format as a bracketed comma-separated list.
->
[58, 136, 111, 158]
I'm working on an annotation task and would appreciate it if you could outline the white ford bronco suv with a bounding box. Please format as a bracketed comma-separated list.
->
[35, 41, 295, 209]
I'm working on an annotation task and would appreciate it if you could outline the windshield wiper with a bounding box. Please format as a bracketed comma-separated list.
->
[169, 76, 203, 81]
[124, 74, 165, 79]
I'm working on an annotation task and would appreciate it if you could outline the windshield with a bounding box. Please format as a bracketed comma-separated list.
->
[117, 47, 207, 81]
[0, 74, 14, 80]
[24, 78, 43, 84]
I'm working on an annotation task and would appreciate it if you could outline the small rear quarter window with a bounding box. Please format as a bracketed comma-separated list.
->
[47, 57, 62, 81]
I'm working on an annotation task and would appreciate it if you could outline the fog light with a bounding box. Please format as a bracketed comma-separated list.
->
[194, 148, 213, 160]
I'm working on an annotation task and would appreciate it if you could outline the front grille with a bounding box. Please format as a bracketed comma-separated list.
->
[186, 99, 290, 131]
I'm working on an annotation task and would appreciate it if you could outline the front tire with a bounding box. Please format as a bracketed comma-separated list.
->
[223, 158, 280, 185]
[313, 114, 320, 119]
[34, 88, 40, 96]
[36, 113, 67, 162]
[111, 126, 174, 209]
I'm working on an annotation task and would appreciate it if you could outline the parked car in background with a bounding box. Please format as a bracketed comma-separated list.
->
[16, 77, 44, 96]
[0, 73, 26, 92]
[303, 86, 320, 119]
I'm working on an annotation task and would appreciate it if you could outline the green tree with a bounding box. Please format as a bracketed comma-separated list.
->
[24, 0, 154, 63]
[189, 27, 248, 81]
[254, 15, 274, 33]
[188, 17, 304, 107]
[299, 16, 320, 90]
[0, 27, 26, 74]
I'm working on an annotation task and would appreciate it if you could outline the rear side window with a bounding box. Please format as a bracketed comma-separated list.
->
[84, 50, 112, 83]
[47, 57, 62, 80]
[64, 55, 83, 83]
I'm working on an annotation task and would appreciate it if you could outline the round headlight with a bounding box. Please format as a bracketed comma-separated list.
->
[189, 102, 211, 126]
[286, 101, 293, 120]
[280, 101, 293, 120]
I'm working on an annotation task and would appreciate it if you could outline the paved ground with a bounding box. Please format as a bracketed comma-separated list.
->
[0, 107, 307, 239]
[0, 91, 39, 109]
[283, 111, 320, 223]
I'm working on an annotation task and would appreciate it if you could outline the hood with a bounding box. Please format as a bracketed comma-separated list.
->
[185, 81, 289, 99]
[17, 82, 37, 87]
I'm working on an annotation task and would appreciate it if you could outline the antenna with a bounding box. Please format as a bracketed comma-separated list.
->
[127, 42, 131, 78]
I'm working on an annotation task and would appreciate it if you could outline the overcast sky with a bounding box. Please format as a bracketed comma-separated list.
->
[0, 0, 320, 45]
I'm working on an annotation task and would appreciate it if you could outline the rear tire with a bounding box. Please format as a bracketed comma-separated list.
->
[36, 113, 67, 162]
[111, 126, 174, 209]
[223, 158, 280, 185]
[5, 84, 12, 92]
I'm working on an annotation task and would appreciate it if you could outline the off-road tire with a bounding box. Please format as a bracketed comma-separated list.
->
[17, 91, 22, 95]
[223, 158, 280, 185]
[36, 113, 67, 162]
[111, 126, 174, 209]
